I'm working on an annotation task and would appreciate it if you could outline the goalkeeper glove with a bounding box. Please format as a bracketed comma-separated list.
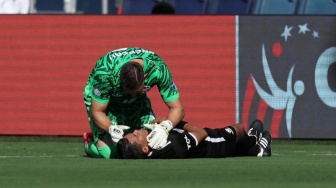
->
[144, 120, 173, 149]
[158, 120, 173, 132]
[109, 125, 130, 144]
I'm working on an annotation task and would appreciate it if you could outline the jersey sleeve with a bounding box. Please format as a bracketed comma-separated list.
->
[90, 56, 114, 104]
[156, 63, 180, 103]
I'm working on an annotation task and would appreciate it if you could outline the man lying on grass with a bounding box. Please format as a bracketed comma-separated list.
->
[116, 119, 272, 159]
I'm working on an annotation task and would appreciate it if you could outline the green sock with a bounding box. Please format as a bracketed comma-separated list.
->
[97, 145, 112, 159]
[87, 143, 119, 159]
[87, 142, 103, 158]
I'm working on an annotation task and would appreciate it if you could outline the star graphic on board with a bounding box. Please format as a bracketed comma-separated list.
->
[281, 25, 293, 42]
[280, 23, 320, 42]
[312, 30, 319, 38]
[298, 23, 310, 34]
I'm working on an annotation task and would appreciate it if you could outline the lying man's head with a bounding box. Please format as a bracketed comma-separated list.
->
[117, 129, 150, 159]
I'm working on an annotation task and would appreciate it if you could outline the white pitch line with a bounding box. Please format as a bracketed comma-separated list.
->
[310, 153, 336, 156]
[293, 150, 336, 155]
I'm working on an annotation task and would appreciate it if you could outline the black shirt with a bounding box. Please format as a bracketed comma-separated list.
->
[146, 126, 237, 159]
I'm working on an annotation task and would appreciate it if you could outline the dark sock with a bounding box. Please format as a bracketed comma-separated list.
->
[235, 143, 261, 156]
[247, 145, 261, 156]
[242, 133, 257, 148]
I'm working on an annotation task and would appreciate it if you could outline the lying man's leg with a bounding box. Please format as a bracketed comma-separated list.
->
[232, 120, 271, 157]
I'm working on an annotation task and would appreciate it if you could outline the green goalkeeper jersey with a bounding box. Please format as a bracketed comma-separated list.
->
[83, 47, 180, 131]
[84, 47, 179, 106]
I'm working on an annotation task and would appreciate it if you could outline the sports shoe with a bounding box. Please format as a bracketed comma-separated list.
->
[247, 119, 264, 143]
[257, 130, 272, 157]
[83, 132, 93, 157]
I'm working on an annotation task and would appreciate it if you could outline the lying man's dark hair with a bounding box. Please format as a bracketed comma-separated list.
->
[117, 138, 146, 159]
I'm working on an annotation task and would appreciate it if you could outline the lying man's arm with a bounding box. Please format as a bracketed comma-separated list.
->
[182, 122, 208, 144]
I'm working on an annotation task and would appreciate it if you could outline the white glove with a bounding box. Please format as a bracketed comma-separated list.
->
[108, 125, 130, 144]
[144, 120, 173, 149]
[159, 120, 173, 132]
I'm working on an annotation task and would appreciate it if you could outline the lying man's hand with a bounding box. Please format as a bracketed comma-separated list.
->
[109, 125, 130, 144]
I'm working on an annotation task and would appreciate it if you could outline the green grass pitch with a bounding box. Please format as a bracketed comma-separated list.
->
[0, 136, 336, 188]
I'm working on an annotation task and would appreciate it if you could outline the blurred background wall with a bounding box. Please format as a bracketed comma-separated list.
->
[0, 0, 335, 139]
